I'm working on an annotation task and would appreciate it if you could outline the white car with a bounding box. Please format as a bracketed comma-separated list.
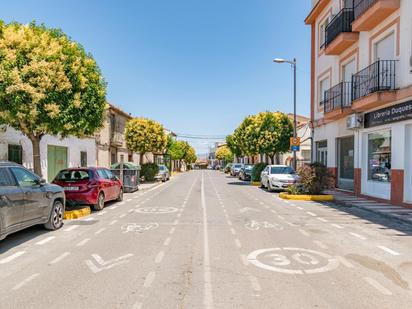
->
[260, 165, 298, 191]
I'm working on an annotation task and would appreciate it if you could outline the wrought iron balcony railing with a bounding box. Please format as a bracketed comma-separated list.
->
[324, 8, 355, 47]
[352, 60, 397, 101]
[323, 82, 352, 113]
[353, 0, 377, 19]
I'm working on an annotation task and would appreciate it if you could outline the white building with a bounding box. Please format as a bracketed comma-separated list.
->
[306, 0, 412, 205]
[0, 125, 96, 181]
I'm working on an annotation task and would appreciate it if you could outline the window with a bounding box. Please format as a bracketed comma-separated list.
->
[316, 140, 328, 166]
[342, 59, 356, 82]
[0, 168, 15, 186]
[105, 169, 115, 179]
[319, 77, 330, 106]
[97, 169, 109, 179]
[374, 32, 395, 61]
[8, 144, 22, 165]
[270, 166, 295, 175]
[319, 17, 329, 49]
[80, 151, 87, 167]
[55, 170, 90, 181]
[301, 150, 311, 161]
[368, 131, 391, 183]
[10, 167, 39, 187]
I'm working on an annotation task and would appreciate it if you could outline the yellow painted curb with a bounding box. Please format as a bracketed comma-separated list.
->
[251, 181, 261, 186]
[279, 193, 334, 201]
[64, 206, 91, 220]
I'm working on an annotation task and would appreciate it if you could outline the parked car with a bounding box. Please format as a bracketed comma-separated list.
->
[230, 163, 244, 176]
[224, 163, 233, 173]
[52, 167, 123, 211]
[260, 165, 298, 191]
[155, 165, 170, 182]
[0, 161, 65, 241]
[239, 164, 254, 181]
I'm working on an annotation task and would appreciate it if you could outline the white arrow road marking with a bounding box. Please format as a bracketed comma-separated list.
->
[239, 207, 260, 213]
[86, 253, 134, 273]
[0, 251, 25, 264]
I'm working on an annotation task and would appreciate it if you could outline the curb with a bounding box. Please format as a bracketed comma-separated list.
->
[250, 181, 261, 186]
[279, 192, 334, 201]
[332, 199, 412, 226]
[64, 206, 91, 220]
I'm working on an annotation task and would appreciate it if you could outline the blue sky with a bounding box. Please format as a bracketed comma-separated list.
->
[2, 0, 311, 154]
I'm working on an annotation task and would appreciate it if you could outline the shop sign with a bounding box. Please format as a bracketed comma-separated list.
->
[364, 100, 412, 128]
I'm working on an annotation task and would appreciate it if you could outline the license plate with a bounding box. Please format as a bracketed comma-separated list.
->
[65, 186, 79, 191]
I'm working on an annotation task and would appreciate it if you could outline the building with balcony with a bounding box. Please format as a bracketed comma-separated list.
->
[306, 0, 412, 205]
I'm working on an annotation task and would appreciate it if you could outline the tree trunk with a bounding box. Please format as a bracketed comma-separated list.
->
[29, 135, 42, 177]
[140, 153, 145, 165]
[275, 153, 280, 164]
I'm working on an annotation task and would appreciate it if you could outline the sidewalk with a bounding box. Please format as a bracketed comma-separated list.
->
[326, 190, 412, 226]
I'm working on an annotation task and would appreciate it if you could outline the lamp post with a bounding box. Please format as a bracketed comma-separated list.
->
[273, 57, 297, 171]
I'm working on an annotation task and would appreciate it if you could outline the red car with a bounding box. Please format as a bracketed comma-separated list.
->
[52, 168, 123, 211]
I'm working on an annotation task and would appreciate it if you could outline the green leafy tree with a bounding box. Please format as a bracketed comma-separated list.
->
[226, 134, 242, 161]
[125, 117, 168, 164]
[0, 21, 107, 176]
[168, 140, 189, 170]
[184, 145, 197, 165]
[215, 145, 233, 163]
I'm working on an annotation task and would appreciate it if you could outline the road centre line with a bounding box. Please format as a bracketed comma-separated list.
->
[377, 246, 400, 256]
[155, 251, 165, 264]
[349, 232, 367, 240]
[12, 273, 40, 291]
[163, 237, 172, 246]
[364, 277, 392, 295]
[144, 271, 156, 288]
[76, 238, 91, 247]
[201, 172, 214, 308]
[0, 251, 25, 264]
[49, 252, 71, 265]
[36, 236, 55, 246]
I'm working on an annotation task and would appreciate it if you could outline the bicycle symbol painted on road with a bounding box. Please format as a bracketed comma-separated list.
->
[245, 220, 283, 231]
[135, 207, 178, 214]
[247, 247, 339, 275]
[121, 223, 159, 234]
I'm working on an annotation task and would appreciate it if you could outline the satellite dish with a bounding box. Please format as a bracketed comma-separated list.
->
[0, 124, 7, 133]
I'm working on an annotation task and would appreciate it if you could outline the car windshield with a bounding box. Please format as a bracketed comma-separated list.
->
[55, 170, 90, 181]
[270, 166, 295, 175]
[159, 166, 165, 171]
[245, 165, 253, 170]
[234, 164, 243, 168]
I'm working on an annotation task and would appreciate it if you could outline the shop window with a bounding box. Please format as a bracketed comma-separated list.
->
[368, 131, 391, 183]
[80, 151, 87, 167]
[316, 141, 328, 166]
[8, 144, 22, 165]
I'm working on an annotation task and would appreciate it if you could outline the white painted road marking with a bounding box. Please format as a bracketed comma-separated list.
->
[63, 225, 78, 232]
[0, 251, 25, 264]
[230, 228, 236, 235]
[97, 211, 107, 216]
[299, 229, 310, 237]
[12, 273, 39, 290]
[201, 172, 214, 308]
[313, 240, 328, 249]
[349, 232, 367, 240]
[144, 271, 156, 288]
[95, 228, 106, 235]
[317, 217, 328, 222]
[49, 252, 71, 265]
[297, 206, 304, 210]
[84, 217, 95, 221]
[86, 253, 133, 273]
[36, 236, 55, 245]
[76, 238, 91, 247]
[377, 246, 400, 256]
[330, 223, 344, 229]
[364, 277, 392, 295]
[169, 227, 176, 234]
[307, 212, 317, 217]
[336, 256, 354, 268]
[248, 275, 262, 292]
[155, 251, 165, 264]
[235, 239, 242, 248]
[163, 237, 172, 246]
[109, 220, 118, 225]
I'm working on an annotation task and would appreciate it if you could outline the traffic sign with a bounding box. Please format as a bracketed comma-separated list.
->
[291, 145, 300, 152]
[290, 137, 301, 147]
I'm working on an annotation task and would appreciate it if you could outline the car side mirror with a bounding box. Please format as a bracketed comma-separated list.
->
[39, 178, 47, 186]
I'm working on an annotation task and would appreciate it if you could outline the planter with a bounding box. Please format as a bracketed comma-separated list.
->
[279, 192, 334, 201]
[251, 181, 261, 186]
[64, 206, 91, 220]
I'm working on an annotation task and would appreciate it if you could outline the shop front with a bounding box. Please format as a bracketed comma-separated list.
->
[359, 99, 412, 204]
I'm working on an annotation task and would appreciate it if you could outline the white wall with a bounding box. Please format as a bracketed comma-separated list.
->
[0, 126, 96, 179]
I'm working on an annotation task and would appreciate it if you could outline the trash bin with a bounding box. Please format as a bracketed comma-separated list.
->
[111, 162, 141, 193]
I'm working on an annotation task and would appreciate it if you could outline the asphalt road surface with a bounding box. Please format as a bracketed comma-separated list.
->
[1, 170, 412, 309]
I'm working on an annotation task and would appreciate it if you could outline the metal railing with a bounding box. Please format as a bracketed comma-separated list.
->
[325, 8, 355, 47]
[323, 82, 352, 113]
[353, 0, 377, 19]
[352, 60, 397, 101]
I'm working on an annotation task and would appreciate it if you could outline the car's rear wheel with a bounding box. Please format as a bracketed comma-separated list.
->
[94, 192, 105, 211]
[44, 200, 64, 230]
[117, 188, 123, 202]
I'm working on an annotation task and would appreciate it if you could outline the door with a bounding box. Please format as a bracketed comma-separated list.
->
[0, 167, 24, 235]
[342, 59, 356, 82]
[47, 145, 68, 182]
[337, 136, 354, 191]
[104, 169, 119, 199]
[10, 167, 50, 224]
[97, 169, 113, 200]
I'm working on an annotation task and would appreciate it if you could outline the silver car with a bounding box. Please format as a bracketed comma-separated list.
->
[0, 161, 65, 241]
[155, 165, 170, 182]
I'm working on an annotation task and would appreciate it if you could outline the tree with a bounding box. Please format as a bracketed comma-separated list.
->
[253, 112, 293, 164]
[0, 21, 107, 176]
[226, 134, 242, 162]
[215, 145, 233, 163]
[168, 140, 189, 171]
[184, 146, 197, 165]
[125, 117, 168, 164]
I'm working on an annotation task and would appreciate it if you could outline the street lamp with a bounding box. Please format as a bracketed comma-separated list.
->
[273, 57, 297, 171]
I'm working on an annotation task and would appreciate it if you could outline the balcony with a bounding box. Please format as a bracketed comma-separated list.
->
[324, 8, 359, 55]
[352, 0, 400, 31]
[323, 82, 353, 120]
[352, 60, 397, 111]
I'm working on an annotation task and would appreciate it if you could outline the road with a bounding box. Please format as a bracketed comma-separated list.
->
[1, 170, 412, 308]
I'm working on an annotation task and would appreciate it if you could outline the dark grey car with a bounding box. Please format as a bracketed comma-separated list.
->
[0, 161, 65, 241]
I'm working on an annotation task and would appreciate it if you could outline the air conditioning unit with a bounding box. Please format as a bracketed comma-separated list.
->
[346, 114, 363, 130]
